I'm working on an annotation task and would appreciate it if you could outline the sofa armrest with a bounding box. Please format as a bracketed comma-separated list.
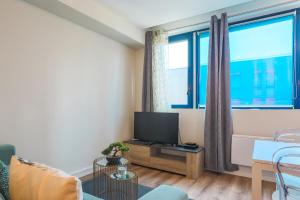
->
[0, 193, 5, 200]
[0, 144, 16, 165]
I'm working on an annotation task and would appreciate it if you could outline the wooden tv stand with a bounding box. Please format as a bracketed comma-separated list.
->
[124, 141, 204, 179]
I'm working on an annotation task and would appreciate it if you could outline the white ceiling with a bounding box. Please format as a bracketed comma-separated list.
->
[97, 0, 254, 29]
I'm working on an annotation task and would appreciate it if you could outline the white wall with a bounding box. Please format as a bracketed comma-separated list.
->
[0, 0, 135, 175]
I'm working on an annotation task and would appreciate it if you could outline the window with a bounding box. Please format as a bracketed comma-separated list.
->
[167, 33, 193, 108]
[196, 13, 299, 109]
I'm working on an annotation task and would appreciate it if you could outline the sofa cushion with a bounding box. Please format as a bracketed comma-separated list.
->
[0, 161, 9, 200]
[9, 156, 83, 200]
[139, 185, 188, 200]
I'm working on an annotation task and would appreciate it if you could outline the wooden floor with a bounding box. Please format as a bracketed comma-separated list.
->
[81, 164, 275, 200]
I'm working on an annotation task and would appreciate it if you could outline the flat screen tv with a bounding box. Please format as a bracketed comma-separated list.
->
[134, 112, 179, 145]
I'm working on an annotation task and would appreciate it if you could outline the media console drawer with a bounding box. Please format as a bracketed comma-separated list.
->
[150, 156, 186, 175]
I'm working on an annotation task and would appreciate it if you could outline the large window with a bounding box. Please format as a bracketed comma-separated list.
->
[195, 13, 299, 109]
[167, 33, 193, 108]
[168, 10, 300, 109]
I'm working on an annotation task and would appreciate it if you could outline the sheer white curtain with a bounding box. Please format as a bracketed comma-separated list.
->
[152, 30, 170, 112]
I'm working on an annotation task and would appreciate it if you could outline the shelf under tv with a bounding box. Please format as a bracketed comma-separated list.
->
[124, 140, 204, 179]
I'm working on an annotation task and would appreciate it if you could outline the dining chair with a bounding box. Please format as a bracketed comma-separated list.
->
[274, 129, 300, 143]
[272, 146, 300, 200]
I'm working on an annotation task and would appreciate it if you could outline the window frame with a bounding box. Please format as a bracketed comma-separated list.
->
[195, 9, 300, 109]
[294, 8, 300, 109]
[195, 29, 209, 109]
[168, 32, 194, 109]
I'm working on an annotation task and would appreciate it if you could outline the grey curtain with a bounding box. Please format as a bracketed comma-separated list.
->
[142, 31, 154, 112]
[204, 13, 238, 172]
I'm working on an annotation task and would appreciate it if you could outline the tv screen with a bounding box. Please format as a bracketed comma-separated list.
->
[134, 112, 179, 145]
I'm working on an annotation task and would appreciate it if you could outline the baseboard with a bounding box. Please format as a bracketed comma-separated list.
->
[70, 165, 93, 178]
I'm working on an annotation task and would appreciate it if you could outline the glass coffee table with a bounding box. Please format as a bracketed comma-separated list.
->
[93, 157, 138, 200]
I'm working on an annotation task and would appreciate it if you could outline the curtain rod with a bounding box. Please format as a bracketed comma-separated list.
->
[164, 1, 299, 33]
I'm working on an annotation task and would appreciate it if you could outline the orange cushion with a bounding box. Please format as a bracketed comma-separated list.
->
[9, 156, 83, 200]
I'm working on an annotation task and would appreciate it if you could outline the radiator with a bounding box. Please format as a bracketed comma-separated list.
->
[231, 134, 273, 167]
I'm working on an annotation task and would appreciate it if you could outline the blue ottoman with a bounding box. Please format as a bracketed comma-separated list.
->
[139, 185, 189, 200]
[83, 192, 103, 200]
